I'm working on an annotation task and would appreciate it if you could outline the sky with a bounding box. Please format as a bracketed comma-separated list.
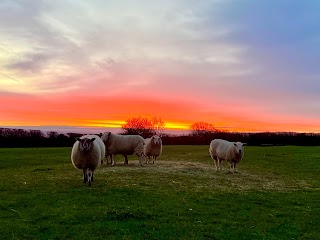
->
[1, 0, 320, 134]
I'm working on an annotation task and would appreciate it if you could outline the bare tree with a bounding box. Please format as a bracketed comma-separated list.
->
[122, 116, 166, 137]
[151, 116, 166, 136]
[122, 117, 154, 137]
[190, 121, 217, 136]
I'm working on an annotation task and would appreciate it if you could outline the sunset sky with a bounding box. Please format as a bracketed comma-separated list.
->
[1, 0, 320, 134]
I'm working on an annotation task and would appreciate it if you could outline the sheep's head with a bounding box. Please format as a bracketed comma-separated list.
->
[100, 132, 111, 144]
[76, 137, 96, 153]
[233, 142, 244, 156]
[152, 135, 162, 145]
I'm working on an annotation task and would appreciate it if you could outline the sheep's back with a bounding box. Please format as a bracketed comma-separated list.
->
[111, 135, 144, 154]
[209, 139, 233, 159]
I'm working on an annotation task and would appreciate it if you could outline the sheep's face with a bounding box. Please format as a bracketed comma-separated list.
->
[233, 142, 244, 156]
[101, 132, 111, 144]
[152, 135, 161, 145]
[76, 137, 96, 153]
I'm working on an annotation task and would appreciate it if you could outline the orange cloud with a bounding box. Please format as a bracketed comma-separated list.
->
[1, 92, 319, 133]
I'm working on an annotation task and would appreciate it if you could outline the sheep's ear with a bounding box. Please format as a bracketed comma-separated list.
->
[75, 137, 80, 142]
[242, 143, 247, 146]
[90, 138, 96, 142]
[233, 143, 237, 146]
[97, 133, 102, 137]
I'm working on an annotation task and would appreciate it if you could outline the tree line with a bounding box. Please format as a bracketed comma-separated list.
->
[0, 117, 319, 147]
[0, 128, 82, 148]
[161, 131, 320, 146]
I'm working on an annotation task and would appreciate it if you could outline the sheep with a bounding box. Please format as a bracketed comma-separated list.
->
[144, 135, 162, 164]
[94, 133, 121, 165]
[100, 132, 145, 166]
[71, 134, 105, 185]
[209, 139, 245, 173]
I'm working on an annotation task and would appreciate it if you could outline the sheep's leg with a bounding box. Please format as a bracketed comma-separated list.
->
[213, 158, 219, 171]
[137, 153, 143, 166]
[102, 155, 109, 165]
[105, 154, 109, 164]
[141, 153, 147, 165]
[108, 154, 114, 165]
[83, 169, 88, 183]
[153, 156, 156, 164]
[229, 162, 235, 173]
[111, 154, 115, 166]
[141, 153, 147, 164]
[210, 152, 219, 171]
[213, 157, 220, 171]
[87, 170, 93, 186]
[124, 155, 128, 165]
[231, 162, 237, 173]
[217, 157, 222, 171]
[209, 149, 215, 165]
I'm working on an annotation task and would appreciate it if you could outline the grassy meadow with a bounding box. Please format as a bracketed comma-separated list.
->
[0, 145, 320, 240]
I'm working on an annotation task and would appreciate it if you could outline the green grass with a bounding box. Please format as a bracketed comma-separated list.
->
[0, 146, 320, 240]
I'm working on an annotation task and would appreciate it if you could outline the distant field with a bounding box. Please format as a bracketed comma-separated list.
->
[1, 145, 320, 240]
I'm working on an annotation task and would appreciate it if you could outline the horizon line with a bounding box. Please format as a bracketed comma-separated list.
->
[1, 125, 320, 135]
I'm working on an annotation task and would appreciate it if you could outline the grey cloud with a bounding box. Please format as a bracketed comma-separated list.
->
[1, 0, 91, 73]
[6, 52, 53, 73]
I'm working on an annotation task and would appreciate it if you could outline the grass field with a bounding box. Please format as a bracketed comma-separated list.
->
[1, 145, 320, 240]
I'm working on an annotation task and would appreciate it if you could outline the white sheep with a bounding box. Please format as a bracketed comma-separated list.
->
[209, 139, 245, 173]
[144, 135, 162, 164]
[95, 133, 123, 165]
[100, 132, 145, 166]
[71, 134, 105, 185]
